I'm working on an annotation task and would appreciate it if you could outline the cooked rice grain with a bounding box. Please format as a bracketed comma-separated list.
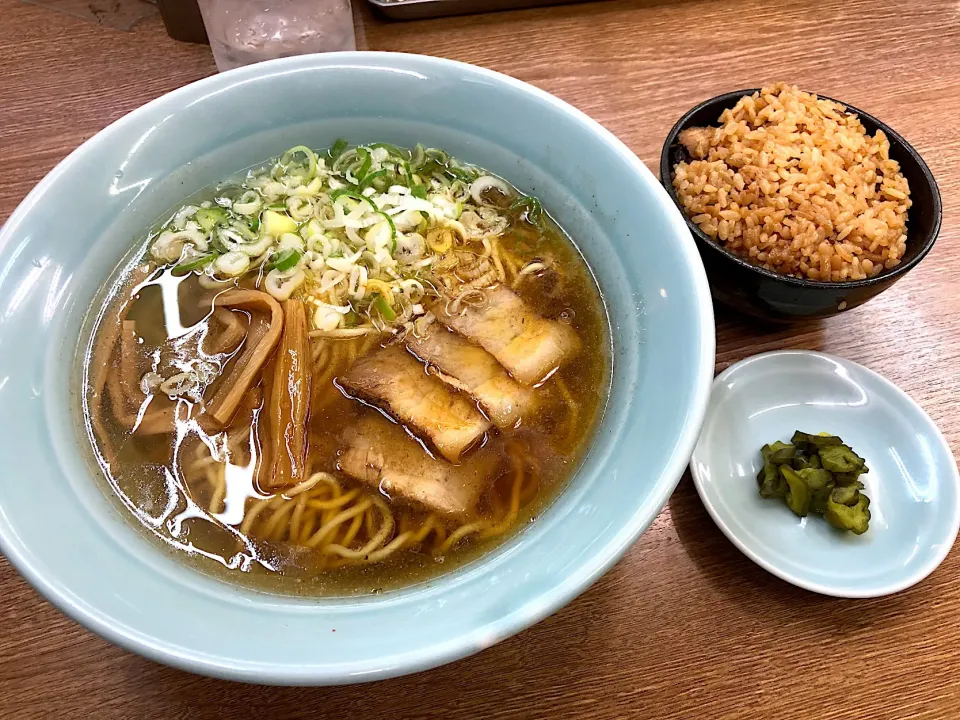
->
[673, 83, 911, 281]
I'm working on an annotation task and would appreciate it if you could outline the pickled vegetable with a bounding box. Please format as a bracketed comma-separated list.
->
[781, 466, 810, 517]
[755, 430, 871, 534]
[832, 484, 864, 508]
[834, 469, 868, 486]
[757, 458, 786, 498]
[819, 445, 866, 474]
[793, 452, 822, 471]
[763, 441, 797, 464]
[825, 494, 871, 535]
[791, 430, 844, 450]
[797, 468, 833, 491]
[809, 480, 836, 514]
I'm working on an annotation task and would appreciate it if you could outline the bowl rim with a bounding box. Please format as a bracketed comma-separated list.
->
[659, 88, 943, 290]
[690, 349, 960, 598]
[0, 51, 716, 684]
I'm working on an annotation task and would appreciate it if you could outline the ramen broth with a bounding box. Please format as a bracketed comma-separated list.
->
[81, 142, 609, 596]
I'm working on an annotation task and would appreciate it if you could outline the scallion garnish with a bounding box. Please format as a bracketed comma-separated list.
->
[278, 146, 317, 181]
[356, 148, 372, 182]
[510, 195, 545, 226]
[372, 294, 396, 322]
[331, 188, 380, 211]
[359, 168, 391, 191]
[328, 138, 349, 162]
[267, 248, 302, 273]
[174, 254, 215, 274]
[376, 210, 398, 252]
[369, 142, 409, 160]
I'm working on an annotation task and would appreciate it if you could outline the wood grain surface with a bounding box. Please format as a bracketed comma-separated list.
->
[2, 0, 960, 717]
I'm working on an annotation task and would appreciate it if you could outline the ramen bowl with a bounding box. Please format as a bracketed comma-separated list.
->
[0, 52, 714, 684]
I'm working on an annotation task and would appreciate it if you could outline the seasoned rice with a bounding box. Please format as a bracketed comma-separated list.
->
[672, 82, 911, 281]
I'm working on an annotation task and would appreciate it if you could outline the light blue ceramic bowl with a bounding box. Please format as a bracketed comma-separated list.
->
[692, 351, 960, 597]
[0, 52, 714, 684]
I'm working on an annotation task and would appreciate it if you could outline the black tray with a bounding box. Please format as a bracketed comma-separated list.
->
[368, 0, 590, 21]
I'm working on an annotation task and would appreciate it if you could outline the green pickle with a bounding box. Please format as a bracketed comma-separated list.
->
[757, 459, 786, 498]
[797, 468, 832, 491]
[770, 445, 797, 465]
[830, 485, 860, 507]
[756, 431, 871, 534]
[825, 494, 871, 535]
[818, 445, 865, 474]
[791, 431, 844, 450]
[762, 441, 796, 465]
[834, 467, 868, 486]
[780, 466, 810, 517]
[792, 452, 822, 471]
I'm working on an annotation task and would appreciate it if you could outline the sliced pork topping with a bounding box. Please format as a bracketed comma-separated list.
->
[338, 345, 491, 463]
[406, 325, 535, 429]
[432, 285, 579, 385]
[339, 415, 499, 520]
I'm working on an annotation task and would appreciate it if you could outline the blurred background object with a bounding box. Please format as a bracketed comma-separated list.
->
[197, 0, 356, 71]
[157, 0, 209, 43]
[20, 0, 158, 30]
[367, 0, 587, 22]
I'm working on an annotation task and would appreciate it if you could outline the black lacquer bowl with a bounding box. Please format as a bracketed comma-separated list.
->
[660, 89, 942, 322]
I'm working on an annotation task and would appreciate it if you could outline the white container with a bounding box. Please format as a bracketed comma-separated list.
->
[197, 0, 356, 71]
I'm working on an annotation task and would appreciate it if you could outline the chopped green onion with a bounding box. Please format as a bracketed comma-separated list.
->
[447, 164, 479, 183]
[370, 142, 409, 160]
[267, 248, 302, 273]
[372, 294, 396, 322]
[332, 150, 356, 175]
[328, 138, 349, 161]
[359, 168, 391, 191]
[209, 234, 228, 254]
[400, 160, 428, 198]
[426, 147, 450, 165]
[331, 188, 379, 212]
[195, 207, 228, 232]
[278, 145, 317, 181]
[510, 195, 544, 226]
[356, 148, 372, 182]
[174, 254, 216, 274]
[410, 144, 426, 170]
[376, 211, 397, 252]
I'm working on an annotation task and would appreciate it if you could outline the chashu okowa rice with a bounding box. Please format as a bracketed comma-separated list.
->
[672, 82, 911, 282]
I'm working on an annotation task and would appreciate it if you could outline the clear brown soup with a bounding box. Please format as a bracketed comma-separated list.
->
[81, 145, 609, 596]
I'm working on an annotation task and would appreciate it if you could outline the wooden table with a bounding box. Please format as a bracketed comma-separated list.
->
[2, 0, 959, 717]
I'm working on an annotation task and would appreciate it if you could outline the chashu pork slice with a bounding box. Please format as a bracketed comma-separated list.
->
[431, 285, 580, 385]
[406, 325, 535, 429]
[339, 414, 499, 520]
[338, 344, 491, 463]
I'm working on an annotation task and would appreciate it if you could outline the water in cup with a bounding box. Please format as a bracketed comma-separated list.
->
[199, 0, 357, 71]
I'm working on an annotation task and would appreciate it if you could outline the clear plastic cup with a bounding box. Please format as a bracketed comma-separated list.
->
[197, 0, 357, 72]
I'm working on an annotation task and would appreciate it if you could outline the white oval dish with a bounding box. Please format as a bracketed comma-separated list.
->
[691, 350, 960, 598]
